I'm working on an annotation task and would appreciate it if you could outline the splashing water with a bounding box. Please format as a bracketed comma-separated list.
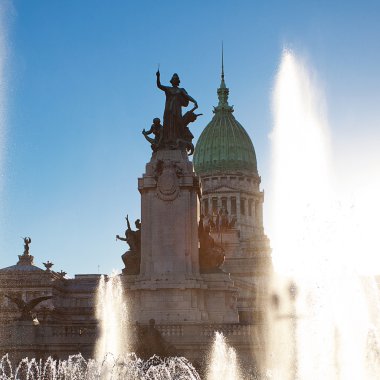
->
[207, 332, 242, 380]
[95, 273, 130, 361]
[0, 272, 201, 379]
[0, 353, 201, 380]
[267, 49, 380, 379]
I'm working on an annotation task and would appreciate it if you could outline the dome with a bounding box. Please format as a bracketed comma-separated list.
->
[193, 70, 258, 176]
[0, 253, 44, 273]
[0, 264, 44, 273]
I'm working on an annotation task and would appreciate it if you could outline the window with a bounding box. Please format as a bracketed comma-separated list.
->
[221, 197, 227, 211]
[241, 198, 246, 215]
[203, 199, 209, 215]
[231, 197, 237, 215]
[248, 199, 253, 216]
[212, 198, 218, 213]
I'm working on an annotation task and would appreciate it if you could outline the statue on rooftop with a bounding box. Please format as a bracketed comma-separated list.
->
[154, 70, 201, 155]
[22, 237, 31, 255]
[116, 215, 141, 275]
[43, 261, 54, 271]
[16, 236, 34, 266]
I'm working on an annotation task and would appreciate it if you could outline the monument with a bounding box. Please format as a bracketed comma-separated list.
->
[122, 70, 239, 327]
[0, 65, 272, 374]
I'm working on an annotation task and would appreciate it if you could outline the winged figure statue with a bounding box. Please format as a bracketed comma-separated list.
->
[5, 294, 53, 321]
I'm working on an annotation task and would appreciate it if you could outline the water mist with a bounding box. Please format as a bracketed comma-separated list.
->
[207, 332, 242, 380]
[95, 274, 130, 361]
[267, 49, 380, 379]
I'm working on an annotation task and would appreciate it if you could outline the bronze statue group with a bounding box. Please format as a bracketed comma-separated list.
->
[142, 71, 202, 155]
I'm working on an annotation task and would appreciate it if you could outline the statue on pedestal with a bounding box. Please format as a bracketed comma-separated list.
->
[198, 215, 225, 272]
[142, 118, 163, 152]
[116, 215, 141, 275]
[17, 237, 34, 266]
[142, 71, 201, 155]
[134, 319, 176, 360]
[23, 237, 31, 255]
[43, 261, 54, 271]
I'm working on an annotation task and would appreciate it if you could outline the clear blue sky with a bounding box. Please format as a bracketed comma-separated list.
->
[0, 0, 379, 275]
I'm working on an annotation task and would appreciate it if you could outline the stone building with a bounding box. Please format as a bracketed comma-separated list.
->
[0, 248, 99, 360]
[193, 66, 272, 326]
[0, 66, 272, 373]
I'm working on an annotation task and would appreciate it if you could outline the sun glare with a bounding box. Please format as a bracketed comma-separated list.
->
[268, 49, 380, 379]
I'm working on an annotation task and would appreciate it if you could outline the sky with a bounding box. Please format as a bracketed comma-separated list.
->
[0, 0, 379, 276]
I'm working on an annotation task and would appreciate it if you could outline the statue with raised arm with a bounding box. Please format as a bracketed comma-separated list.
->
[23, 237, 31, 255]
[116, 215, 138, 252]
[16, 236, 35, 266]
[156, 70, 199, 152]
[116, 215, 141, 275]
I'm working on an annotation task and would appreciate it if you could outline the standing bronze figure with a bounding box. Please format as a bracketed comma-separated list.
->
[156, 70, 199, 150]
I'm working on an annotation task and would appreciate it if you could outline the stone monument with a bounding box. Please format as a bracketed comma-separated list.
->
[0, 66, 269, 372]
[123, 71, 239, 326]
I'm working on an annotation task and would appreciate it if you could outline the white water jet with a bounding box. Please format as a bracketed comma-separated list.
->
[95, 273, 130, 361]
[0, 353, 201, 380]
[267, 49, 380, 379]
[207, 332, 242, 380]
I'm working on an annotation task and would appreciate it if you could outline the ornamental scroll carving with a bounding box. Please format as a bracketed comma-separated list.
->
[154, 160, 183, 201]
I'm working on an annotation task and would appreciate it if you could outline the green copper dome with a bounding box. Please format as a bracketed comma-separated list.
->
[193, 68, 258, 176]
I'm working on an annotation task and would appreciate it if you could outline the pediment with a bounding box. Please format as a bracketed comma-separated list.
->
[205, 185, 237, 193]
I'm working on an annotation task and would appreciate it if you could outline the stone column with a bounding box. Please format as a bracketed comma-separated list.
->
[257, 195, 264, 232]
[138, 149, 201, 281]
[236, 195, 241, 229]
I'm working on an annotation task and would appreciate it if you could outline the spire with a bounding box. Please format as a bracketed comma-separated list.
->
[215, 43, 233, 112]
[220, 42, 226, 88]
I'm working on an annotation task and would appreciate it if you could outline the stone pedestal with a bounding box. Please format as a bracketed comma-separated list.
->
[138, 149, 200, 279]
[124, 149, 239, 324]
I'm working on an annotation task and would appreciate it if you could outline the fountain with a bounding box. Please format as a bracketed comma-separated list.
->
[0, 352, 201, 379]
[267, 49, 380, 379]
[0, 66, 248, 378]
[0, 274, 202, 379]
[206, 332, 243, 380]
[95, 274, 130, 361]
[2, 40, 380, 379]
